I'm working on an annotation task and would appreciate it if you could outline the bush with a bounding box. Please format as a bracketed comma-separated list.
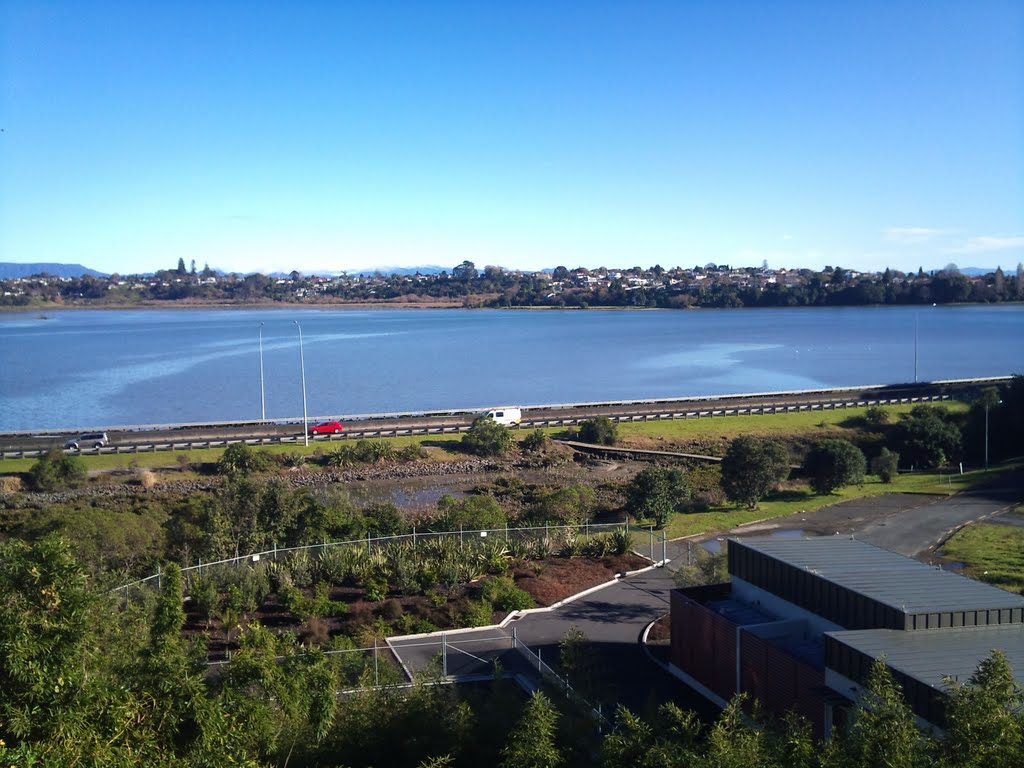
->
[461, 416, 514, 457]
[864, 407, 891, 428]
[353, 439, 397, 464]
[481, 576, 536, 612]
[608, 528, 634, 555]
[28, 449, 87, 491]
[892, 410, 962, 469]
[871, 447, 900, 483]
[362, 503, 404, 537]
[431, 494, 508, 532]
[804, 439, 867, 494]
[577, 417, 618, 446]
[216, 443, 272, 476]
[398, 443, 428, 462]
[521, 429, 549, 453]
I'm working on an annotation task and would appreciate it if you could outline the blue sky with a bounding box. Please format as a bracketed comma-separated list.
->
[1, 1, 1022, 276]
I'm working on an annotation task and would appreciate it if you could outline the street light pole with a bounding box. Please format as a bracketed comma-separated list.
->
[985, 403, 990, 469]
[258, 322, 266, 422]
[913, 312, 919, 384]
[294, 320, 309, 447]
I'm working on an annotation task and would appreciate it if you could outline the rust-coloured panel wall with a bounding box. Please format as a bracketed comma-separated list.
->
[740, 630, 827, 738]
[670, 588, 738, 703]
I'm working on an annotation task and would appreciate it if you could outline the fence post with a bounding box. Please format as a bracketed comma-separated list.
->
[460, 524, 464, 549]
[662, 531, 667, 564]
[367, 532, 371, 555]
[374, 639, 379, 686]
[442, 634, 448, 677]
[650, 526, 654, 561]
[413, 526, 417, 547]
[505, 523, 509, 544]
[157, 564, 162, 590]
[273, 542, 277, 561]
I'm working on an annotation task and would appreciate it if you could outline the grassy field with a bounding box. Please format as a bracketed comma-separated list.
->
[659, 461, 1021, 540]
[940, 519, 1024, 594]
[615, 401, 966, 444]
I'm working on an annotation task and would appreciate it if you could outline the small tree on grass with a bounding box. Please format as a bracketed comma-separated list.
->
[461, 416, 514, 457]
[804, 439, 866, 494]
[577, 416, 618, 446]
[870, 447, 900, 483]
[719, 436, 790, 509]
[28, 449, 87, 491]
[626, 466, 690, 528]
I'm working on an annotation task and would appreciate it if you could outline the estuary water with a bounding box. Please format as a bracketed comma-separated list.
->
[0, 305, 1021, 431]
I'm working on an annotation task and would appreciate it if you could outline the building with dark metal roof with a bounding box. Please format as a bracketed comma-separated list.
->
[669, 536, 1024, 737]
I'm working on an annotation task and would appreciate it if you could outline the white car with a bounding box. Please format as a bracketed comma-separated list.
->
[485, 408, 522, 426]
[64, 432, 109, 450]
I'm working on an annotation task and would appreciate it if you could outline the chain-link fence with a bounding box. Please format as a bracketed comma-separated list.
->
[116, 521, 641, 594]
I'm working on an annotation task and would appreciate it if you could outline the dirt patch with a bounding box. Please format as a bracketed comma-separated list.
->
[511, 553, 648, 607]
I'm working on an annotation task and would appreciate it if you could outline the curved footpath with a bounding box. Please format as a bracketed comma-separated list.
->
[386, 471, 1023, 717]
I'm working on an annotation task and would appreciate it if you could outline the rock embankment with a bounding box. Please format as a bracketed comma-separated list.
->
[7, 457, 507, 504]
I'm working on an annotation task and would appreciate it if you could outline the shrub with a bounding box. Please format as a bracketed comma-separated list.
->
[28, 449, 87, 491]
[463, 598, 495, 627]
[577, 417, 618, 446]
[481, 576, 536, 612]
[431, 494, 508, 532]
[216, 443, 271, 476]
[521, 429, 549, 453]
[804, 439, 867, 494]
[275, 451, 306, 468]
[864, 407, 891, 428]
[461, 416, 514, 457]
[353, 439, 397, 464]
[870, 447, 900, 483]
[398, 443, 428, 462]
[362, 503, 404, 537]
[608, 528, 634, 556]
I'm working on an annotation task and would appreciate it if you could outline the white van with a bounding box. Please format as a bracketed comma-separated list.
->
[485, 407, 522, 427]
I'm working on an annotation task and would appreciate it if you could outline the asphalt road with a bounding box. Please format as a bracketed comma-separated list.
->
[388, 472, 1023, 717]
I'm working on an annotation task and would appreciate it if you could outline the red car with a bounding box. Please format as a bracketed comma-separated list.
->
[309, 420, 344, 435]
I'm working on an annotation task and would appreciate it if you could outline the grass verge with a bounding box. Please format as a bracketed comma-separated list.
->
[660, 460, 1023, 540]
[940, 522, 1024, 594]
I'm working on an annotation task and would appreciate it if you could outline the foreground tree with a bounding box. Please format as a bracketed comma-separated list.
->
[626, 466, 690, 527]
[841, 659, 930, 768]
[720, 436, 791, 509]
[500, 692, 562, 768]
[939, 650, 1023, 768]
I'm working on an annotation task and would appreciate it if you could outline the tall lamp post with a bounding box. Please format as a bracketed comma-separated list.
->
[258, 322, 266, 421]
[978, 387, 1001, 469]
[294, 320, 309, 447]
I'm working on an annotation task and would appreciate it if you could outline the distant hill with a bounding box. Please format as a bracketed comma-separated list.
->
[0, 262, 108, 279]
[355, 265, 448, 276]
[959, 267, 999, 277]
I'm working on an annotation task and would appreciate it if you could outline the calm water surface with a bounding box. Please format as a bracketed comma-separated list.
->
[0, 305, 1020, 431]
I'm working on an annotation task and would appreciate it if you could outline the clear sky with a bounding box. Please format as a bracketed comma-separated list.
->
[1, 1, 1022, 276]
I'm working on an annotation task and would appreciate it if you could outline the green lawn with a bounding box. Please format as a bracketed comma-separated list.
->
[940, 522, 1024, 594]
[616, 401, 966, 444]
[659, 461, 1022, 540]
